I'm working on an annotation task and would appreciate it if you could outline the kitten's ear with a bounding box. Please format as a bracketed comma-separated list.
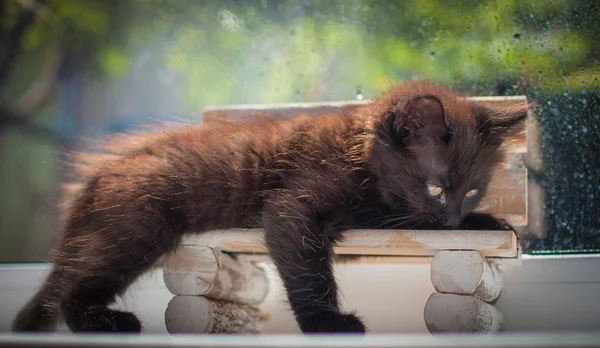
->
[390, 96, 448, 147]
[476, 102, 529, 147]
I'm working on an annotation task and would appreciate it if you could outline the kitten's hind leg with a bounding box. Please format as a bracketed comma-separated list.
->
[57, 236, 167, 333]
[12, 270, 64, 332]
[11, 242, 162, 333]
[61, 275, 143, 332]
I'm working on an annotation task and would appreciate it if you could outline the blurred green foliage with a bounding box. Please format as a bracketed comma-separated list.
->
[122, 0, 599, 111]
[0, 0, 598, 261]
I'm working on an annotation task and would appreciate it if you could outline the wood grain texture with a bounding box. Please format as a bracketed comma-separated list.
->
[165, 296, 261, 334]
[180, 229, 518, 258]
[524, 110, 545, 238]
[235, 254, 436, 265]
[424, 293, 503, 334]
[474, 169, 526, 225]
[195, 96, 528, 261]
[430, 251, 503, 303]
[163, 246, 269, 305]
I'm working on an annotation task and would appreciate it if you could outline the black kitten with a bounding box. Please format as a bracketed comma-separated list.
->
[13, 82, 527, 333]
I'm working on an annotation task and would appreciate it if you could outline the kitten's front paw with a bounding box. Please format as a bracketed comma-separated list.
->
[497, 218, 515, 231]
[300, 312, 366, 333]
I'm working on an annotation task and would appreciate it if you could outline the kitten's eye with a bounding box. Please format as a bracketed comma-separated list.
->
[427, 184, 444, 197]
[466, 189, 479, 198]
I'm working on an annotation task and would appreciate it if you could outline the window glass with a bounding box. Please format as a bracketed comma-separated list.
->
[1, 0, 598, 261]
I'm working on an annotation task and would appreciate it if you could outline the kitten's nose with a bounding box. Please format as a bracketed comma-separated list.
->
[443, 216, 461, 229]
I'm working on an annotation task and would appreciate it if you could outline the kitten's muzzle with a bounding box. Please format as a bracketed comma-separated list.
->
[443, 215, 461, 229]
[442, 200, 462, 229]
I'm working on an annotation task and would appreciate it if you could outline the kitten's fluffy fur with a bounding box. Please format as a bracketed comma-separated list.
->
[13, 82, 527, 333]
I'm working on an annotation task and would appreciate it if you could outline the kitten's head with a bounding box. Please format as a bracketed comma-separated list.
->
[366, 82, 528, 228]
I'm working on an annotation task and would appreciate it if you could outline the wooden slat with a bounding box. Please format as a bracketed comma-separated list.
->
[203, 96, 527, 153]
[181, 229, 518, 258]
[197, 95, 529, 252]
[476, 169, 526, 217]
[236, 254, 436, 265]
[525, 110, 544, 237]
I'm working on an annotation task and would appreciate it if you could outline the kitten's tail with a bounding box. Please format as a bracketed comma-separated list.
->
[12, 269, 64, 332]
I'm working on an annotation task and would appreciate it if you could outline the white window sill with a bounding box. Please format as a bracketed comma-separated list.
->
[0, 254, 599, 335]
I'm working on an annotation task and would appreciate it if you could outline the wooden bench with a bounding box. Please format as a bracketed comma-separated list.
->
[163, 96, 537, 334]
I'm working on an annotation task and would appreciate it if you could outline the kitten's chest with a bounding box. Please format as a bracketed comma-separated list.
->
[338, 190, 400, 229]
[345, 204, 399, 229]
[342, 190, 430, 230]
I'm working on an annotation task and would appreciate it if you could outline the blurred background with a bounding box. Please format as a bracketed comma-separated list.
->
[0, 0, 598, 262]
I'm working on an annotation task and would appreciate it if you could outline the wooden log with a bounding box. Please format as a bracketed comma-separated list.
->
[430, 251, 503, 303]
[163, 246, 269, 305]
[180, 229, 519, 258]
[424, 293, 503, 334]
[165, 296, 261, 334]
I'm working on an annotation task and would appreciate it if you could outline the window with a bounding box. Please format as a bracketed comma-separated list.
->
[1, 0, 598, 262]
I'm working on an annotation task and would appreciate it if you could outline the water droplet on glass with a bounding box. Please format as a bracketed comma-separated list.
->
[356, 86, 363, 100]
[217, 9, 241, 31]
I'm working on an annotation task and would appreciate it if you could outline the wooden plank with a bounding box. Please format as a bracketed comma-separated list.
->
[197, 95, 528, 259]
[235, 254, 435, 265]
[476, 168, 526, 216]
[524, 109, 544, 238]
[203, 96, 528, 119]
[180, 229, 518, 258]
[203, 96, 527, 153]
